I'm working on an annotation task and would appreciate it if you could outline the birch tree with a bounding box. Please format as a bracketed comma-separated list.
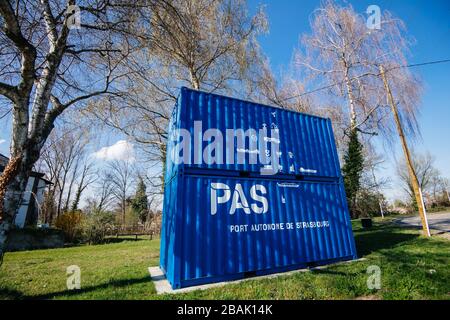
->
[296, 1, 419, 137]
[296, 1, 423, 223]
[295, 1, 384, 217]
[0, 0, 144, 259]
[297, 1, 372, 133]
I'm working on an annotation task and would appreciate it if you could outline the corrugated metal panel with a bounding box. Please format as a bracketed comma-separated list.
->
[161, 174, 356, 289]
[161, 87, 357, 289]
[169, 87, 341, 178]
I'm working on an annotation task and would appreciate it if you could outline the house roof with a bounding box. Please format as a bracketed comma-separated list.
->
[0, 153, 52, 185]
[0, 153, 8, 167]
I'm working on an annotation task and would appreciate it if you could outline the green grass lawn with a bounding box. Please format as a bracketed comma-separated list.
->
[0, 220, 449, 300]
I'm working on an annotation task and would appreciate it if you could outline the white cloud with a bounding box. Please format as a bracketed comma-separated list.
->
[92, 140, 135, 162]
[0, 139, 5, 145]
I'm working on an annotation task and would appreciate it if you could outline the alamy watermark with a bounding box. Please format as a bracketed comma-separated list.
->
[367, 265, 381, 290]
[66, 265, 81, 290]
[169, 121, 285, 176]
[366, 5, 381, 30]
[66, 5, 81, 29]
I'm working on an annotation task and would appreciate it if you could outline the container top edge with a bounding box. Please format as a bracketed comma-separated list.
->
[179, 86, 331, 122]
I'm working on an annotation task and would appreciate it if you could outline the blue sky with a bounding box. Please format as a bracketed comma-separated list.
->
[248, 0, 450, 200]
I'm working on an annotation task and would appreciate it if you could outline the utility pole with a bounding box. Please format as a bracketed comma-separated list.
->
[379, 65, 431, 237]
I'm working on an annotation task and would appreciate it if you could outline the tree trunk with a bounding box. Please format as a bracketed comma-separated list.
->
[70, 165, 89, 212]
[122, 199, 126, 226]
[0, 153, 37, 258]
[0, 155, 23, 258]
[71, 187, 82, 212]
[379, 65, 430, 237]
[189, 69, 200, 90]
[344, 67, 357, 130]
[64, 177, 75, 212]
[45, 188, 56, 224]
[57, 185, 64, 217]
[0, 98, 52, 258]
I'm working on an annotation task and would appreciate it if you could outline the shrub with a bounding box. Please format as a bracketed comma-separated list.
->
[82, 210, 116, 244]
[353, 190, 388, 218]
[54, 211, 84, 243]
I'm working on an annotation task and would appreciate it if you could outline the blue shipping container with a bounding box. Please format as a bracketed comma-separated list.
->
[167, 87, 342, 178]
[160, 88, 357, 289]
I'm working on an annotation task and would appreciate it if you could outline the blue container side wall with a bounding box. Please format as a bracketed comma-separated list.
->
[325, 116, 357, 259]
[340, 182, 358, 259]
[160, 95, 183, 287]
[160, 174, 178, 286]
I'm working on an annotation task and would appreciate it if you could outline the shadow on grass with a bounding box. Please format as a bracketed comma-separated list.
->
[62, 237, 150, 248]
[354, 225, 419, 257]
[102, 237, 148, 244]
[310, 268, 360, 277]
[0, 287, 25, 300]
[0, 276, 151, 300]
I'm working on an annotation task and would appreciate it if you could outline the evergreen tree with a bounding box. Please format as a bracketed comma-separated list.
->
[131, 177, 149, 223]
[342, 130, 364, 218]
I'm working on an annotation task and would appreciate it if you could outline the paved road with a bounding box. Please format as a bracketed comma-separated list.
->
[394, 211, 450, 235]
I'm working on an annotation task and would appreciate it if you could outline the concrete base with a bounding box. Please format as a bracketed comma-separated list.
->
[149, 258, 365, 295]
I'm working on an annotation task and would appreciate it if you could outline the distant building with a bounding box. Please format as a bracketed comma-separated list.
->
[0, 153, 52, 228]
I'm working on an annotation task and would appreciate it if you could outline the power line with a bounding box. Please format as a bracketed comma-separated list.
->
[0, 108, 11, 120]
[402, 59, 450, 69]
[280, 58, 450, 103]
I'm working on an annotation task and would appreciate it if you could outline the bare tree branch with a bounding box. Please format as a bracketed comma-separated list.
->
[0, 81, 19, 102]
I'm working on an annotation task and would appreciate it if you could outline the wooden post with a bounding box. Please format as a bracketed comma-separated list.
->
[379, 65, 430, 237]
